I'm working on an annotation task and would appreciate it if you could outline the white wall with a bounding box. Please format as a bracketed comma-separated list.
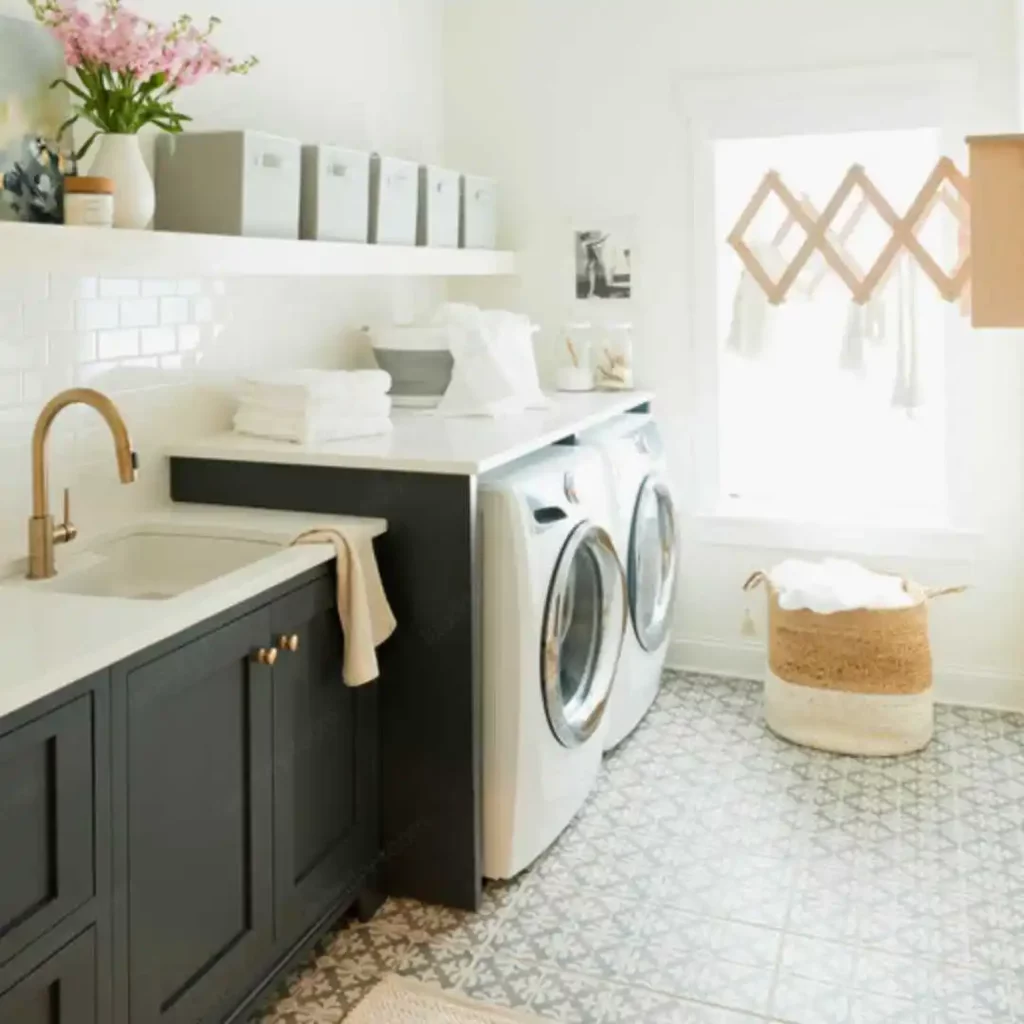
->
[0, 1, 445, 564]
[444, 0, 1024, 708]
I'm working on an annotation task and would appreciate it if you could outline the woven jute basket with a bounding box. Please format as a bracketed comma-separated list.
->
[743, 571, 965, 755]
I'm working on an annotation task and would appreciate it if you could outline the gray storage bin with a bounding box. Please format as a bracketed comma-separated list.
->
[461, 174, 499, 249]
[300, 145, 371, 242]
[369, 154, 418, 246]
[417, 165, 461, 248]
[155, 130, 301, 238]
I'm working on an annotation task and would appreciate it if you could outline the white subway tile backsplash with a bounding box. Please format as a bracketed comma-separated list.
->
[192, 297, 214, 324]
[0, 374, 21, 406]
[159, 296, 189, 325]
[0, 270, 424, 565]
[99, 278, 141, 298]
[97, 328, 140, 360]
[0, 273, 48, 303]
[141, 278, 178, 297]
[177, 325, 200, 351]
[23, 299, 74, 335]
[0, 299, 22, 336]
[119, 298, 159, 328]
[50, 274, 98, 300]
[77, 299, 120, 331]
[140, 327, 177, 355]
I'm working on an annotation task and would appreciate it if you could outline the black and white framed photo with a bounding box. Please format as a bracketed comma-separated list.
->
[574, 223, 633, 300]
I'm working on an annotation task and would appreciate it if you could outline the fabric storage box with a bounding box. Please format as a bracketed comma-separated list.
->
[744, 571, 964, 756]
[417, 165, 461, 248]
[300, 145, 371, 242]
[369, 155, 418, 245]
[155, 131, 301, 239]
[461, 174, 498, 249]
[370, 326, 453, 407]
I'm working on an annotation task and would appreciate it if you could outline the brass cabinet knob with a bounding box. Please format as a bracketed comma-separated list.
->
[254, 647, 278, 666]
[278, 634, 300, 653]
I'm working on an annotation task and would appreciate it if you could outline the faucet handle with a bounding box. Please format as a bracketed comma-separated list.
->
[54, 487, 78, 545]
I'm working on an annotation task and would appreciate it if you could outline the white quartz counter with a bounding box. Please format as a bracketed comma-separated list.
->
[0, 504, 387, 722]
[165, 390, 654, 476]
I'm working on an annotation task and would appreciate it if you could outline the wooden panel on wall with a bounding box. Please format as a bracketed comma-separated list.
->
[968, 134, 1024, 328]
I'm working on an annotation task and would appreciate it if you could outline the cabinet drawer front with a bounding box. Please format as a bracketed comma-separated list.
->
[0, 697, 93, 968]
[0, 928, 95, 1024]
[271, 580, 378, 944]
[117, 608, 274, 1024]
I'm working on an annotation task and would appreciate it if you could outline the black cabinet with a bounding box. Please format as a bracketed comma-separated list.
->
[3, 566, 381, 1024]
[112, 608, 275, 1024]
[0, 697, 94, 969]
[271, 577, 379, 947]
[0, 929, 96, 1024]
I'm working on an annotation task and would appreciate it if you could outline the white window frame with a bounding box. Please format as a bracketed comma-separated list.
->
[678, 59, 981, 560]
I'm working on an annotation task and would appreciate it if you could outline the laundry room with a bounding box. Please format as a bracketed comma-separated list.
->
[0, 1, 1023, 1023]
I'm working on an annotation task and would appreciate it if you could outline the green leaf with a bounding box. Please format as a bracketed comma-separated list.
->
[56, 114, 79, 139]
[52, 77, 90, 102]
[75, 131, 101, 162]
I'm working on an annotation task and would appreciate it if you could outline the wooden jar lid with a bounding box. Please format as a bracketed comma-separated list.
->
[64, 176, 115, 195]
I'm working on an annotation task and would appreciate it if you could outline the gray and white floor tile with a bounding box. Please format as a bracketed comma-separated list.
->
[257, 672, 1024, 1023]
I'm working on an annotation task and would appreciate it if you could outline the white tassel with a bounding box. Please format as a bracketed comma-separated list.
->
[726, 269, 771, 359]
[840, 302, 867, 373]
[891, 258, 925, 412]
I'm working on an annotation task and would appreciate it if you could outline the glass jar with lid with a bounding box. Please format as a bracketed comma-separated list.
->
[596, 322, 634, 390]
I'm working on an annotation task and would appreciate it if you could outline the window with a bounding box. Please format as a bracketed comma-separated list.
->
[684, 62, 972, 539]
[715, 128, 949, 523]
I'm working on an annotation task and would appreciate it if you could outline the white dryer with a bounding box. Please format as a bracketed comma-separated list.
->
[480, 446, 626, 879]
[582, 414, 678, 750]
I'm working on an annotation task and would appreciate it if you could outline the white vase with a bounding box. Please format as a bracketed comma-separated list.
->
[88, 133, 155, 230]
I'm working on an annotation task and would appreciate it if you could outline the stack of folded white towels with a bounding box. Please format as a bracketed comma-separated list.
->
[233, 369, 393, 445]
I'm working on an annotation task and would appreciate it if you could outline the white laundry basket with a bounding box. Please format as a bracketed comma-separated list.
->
[744, 571, 964, 756]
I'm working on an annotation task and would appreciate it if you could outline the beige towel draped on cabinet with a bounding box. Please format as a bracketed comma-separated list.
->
[292, 528, 397, 686]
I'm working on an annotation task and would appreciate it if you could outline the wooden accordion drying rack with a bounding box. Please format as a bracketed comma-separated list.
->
[727, 156, 971, 307]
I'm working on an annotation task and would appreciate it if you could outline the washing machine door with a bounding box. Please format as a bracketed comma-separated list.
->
[628, 473, 678, 652]
[541, 522, 626, 748]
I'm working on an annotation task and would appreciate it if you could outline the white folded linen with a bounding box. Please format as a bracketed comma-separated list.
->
[240, 369, 392, 408]
[239, 393, 393, 419]
[233, 408, 393, 446]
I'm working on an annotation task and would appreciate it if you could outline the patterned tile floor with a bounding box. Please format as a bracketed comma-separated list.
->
[258, 670, 1024, 1023]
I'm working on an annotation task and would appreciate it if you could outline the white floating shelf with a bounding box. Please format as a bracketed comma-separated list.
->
[0, 221, 516, 278]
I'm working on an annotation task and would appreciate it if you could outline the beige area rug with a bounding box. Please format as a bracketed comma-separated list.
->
[347, 976, 548, 1024]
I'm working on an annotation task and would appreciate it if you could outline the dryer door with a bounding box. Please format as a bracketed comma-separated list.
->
[628, 473, 678, 652]
[541, 522, 626, 748]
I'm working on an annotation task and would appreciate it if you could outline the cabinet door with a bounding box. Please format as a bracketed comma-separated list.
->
[271, 578, 379, 945]
[0, 929, 95, 1024]
[114, 609, 274, 1024]
[0, 697, 93, 968]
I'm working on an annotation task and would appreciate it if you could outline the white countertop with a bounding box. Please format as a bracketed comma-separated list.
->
[0, 504, 387, 722]
[165, 390, 654, 475]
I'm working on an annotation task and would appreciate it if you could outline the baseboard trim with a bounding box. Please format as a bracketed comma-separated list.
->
[667, 638, 1024, 713]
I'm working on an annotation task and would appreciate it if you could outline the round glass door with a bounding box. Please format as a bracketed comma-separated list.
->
[541, 523, 626, 748]
[628, 474, 678, 652]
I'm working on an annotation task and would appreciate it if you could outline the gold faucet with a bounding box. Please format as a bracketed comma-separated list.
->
[27, 388, 138, 580]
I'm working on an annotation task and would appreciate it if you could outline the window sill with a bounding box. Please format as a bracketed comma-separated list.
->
[694, 503, 981, 561]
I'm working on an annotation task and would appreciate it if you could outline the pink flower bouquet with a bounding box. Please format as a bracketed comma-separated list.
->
[28, 0, 257, 158]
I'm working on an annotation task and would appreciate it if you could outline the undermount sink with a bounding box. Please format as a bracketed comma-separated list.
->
[38, 528, 282, 600]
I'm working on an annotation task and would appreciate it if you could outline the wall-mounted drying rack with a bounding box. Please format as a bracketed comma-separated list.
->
[727, 156, 971, 308]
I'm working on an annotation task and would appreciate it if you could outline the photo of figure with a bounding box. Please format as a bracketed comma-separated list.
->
[575, 226, 632, 300]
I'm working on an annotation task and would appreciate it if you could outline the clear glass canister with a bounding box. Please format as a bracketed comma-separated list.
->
[596, 322, 634, 390]
[556, 321, 595, 391]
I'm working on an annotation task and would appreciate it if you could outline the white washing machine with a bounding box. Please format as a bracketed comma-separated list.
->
[480, 446, 627, 879]
[581, 414, 679, 750]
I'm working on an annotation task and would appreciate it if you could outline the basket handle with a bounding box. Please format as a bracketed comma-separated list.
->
[743, 570, 768, 592]
[924, 584, 967, 599]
